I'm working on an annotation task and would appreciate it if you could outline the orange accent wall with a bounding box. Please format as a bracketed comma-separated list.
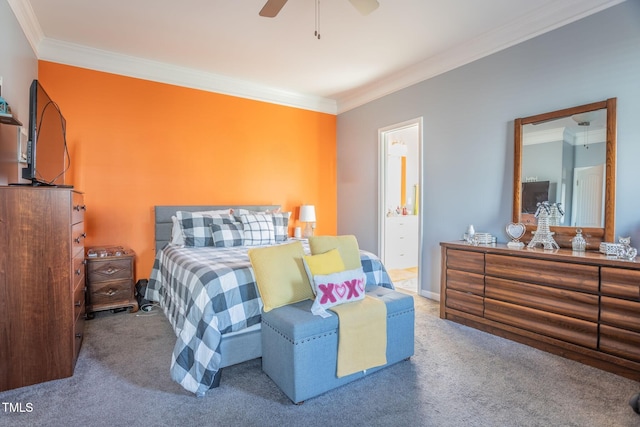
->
[38, 61, 337, 278]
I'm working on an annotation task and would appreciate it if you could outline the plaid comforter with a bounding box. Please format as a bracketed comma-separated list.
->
[146, 242, 393, 396]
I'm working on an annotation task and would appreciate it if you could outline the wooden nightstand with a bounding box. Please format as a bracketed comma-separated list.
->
[85, 246, 138, 317]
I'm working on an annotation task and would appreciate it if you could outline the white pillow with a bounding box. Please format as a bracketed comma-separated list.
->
[170, 215, 185, 245]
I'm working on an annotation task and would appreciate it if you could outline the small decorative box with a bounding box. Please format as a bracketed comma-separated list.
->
[599, 242, 623, 256]
[474, 233, 495, 245]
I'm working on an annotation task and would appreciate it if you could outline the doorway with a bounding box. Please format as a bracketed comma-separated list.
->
[571, 163, 605, 227]
[378, 118, 423, 294]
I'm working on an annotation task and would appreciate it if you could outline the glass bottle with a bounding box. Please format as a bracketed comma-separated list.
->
[572, 228, 586, 252]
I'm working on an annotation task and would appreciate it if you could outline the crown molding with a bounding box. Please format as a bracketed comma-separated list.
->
[335, 0, 626, 113]
[37, 38, 338, 114]
[9, 0, 623, 116]
[9, 0, 336, 114]
[7, 0, 44, 56]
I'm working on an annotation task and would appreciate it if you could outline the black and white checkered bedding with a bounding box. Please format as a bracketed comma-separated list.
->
[146, 241, 394, 396]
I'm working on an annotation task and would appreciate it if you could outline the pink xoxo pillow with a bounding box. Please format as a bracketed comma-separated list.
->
[310, 267, 366, 318]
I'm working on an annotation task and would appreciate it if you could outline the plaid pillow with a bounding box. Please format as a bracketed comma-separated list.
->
[240, 213, 275, 246]
[176, 211, 235, 247]
[272, 212, 291, 242]
[211, 222, 245, 247]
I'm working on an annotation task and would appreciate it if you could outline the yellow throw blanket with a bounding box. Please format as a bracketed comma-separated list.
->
[330, 295, 387, 378]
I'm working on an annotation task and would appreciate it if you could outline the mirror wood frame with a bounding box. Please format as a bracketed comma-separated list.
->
[513, 98, 617, 249]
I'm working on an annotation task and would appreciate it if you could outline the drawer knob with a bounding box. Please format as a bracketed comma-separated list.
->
[74, 204, 87, 212]
[103, 267, 119, 275]
[75, 333, 83, 339]
[75, 301, 82, 307]
[75, 268, 82, 276]
[74, 233, 87, 244]
[106, 289, 116, 296]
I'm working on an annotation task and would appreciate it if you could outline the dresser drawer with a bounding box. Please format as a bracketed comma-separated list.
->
[73, 280, 85, 319]
[485, 276, 599, 322]
[445, 288, 484, 317]
[446, 269, 484, 296]
[72, 222, 86, 255]
[601, 296, 640, 332]
[74, 314, 85, 363]
[386, 216, 418, 234]
[447, 249, 484, 275]
[601, 267, 640, 300]
[71, 192, 86, 225]
[72, 253, 85, 289]
[88, 258, 133, 282]
[485, 254, 599, 293]
[600, 324, 640, 363]
[484, 298, 598, 349]
[89, 279, 133, 306]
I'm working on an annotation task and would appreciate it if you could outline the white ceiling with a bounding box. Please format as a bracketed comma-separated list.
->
[8, 0, 624, 114]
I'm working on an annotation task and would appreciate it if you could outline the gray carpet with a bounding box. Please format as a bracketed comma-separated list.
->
[1, 295, 638, 427]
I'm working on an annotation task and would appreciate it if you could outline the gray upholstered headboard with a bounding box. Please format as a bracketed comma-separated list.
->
[154, 205, 281, 252]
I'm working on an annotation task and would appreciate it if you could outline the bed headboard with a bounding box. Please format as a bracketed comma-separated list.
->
[154, 205, 281, 252]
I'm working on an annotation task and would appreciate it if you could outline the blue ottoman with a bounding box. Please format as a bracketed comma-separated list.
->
[260, 286, 415, 403]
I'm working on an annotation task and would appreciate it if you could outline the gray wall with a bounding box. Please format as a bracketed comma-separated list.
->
[336, 1, 640, 299]
[0, 1, 37, 185]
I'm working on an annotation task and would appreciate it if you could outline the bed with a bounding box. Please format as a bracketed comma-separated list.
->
[146, 205, 394, 397]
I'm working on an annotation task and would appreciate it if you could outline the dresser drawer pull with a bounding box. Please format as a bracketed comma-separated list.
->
[105, 289, 117, 296]
[74, 233, 87, 244]
[102, 267, 120, 275]
[74, 204, 87, 212]
[75, 333, 83, 339]
[75, 268, 82, 276]
[75, 301, 82, 307]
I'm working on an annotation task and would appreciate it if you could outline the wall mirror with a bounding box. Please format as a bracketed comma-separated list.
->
[513, 98, 616, 248]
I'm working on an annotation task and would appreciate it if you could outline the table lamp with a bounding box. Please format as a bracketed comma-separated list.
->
[299, 205, 316, 238]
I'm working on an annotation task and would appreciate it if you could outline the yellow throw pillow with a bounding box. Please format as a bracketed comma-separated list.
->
[248, 241, 314, 312]
[303, 248, 346, 276]
[308, 235, 362, 270]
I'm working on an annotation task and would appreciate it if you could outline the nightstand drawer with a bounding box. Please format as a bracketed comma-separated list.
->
[89, 280, 133, 306]
[88, 258, 133, 282]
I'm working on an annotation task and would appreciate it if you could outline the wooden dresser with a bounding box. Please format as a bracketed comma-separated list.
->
[440, 241, 640, 381]
[0, 186, 87, 391]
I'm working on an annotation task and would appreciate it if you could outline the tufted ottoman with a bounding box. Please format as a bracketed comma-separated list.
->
[260, 286, 415, 404]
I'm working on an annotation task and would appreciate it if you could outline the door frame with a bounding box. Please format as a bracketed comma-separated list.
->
[378, 117, 424, 293]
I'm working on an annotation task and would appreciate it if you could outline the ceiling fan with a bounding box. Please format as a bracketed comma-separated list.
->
[259, 0, 380, 18]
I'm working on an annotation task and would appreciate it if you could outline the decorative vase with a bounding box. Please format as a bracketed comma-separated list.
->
[572, 228, 586, 252]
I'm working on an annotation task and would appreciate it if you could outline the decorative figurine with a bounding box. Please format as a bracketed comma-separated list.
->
[617, 236, 638, 261]
[0, 96, 9, 114]
[527, 202, 559, 250]
[548, 203, 564, 227]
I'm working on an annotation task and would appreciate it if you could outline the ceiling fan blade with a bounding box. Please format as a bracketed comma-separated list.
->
[348, 0, 379, 15]
[259, 0, 288, 17]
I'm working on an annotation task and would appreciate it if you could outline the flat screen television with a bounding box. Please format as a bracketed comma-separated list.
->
[21, 79, 70, 186]
[521, 180, 550, 214]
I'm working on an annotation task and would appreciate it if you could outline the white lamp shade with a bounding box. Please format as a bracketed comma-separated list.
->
[299, 205, 316, 222]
